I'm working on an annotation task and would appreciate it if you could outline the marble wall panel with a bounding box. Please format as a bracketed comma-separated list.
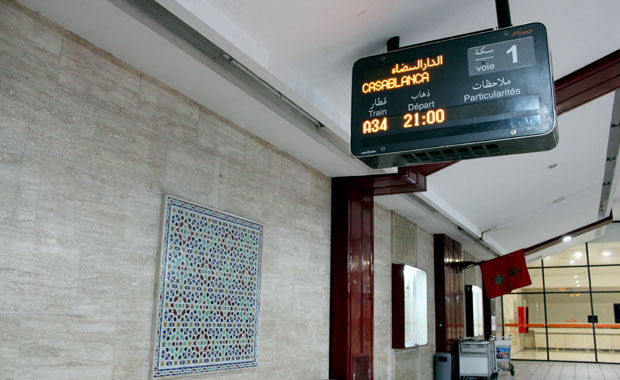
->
[305, 240, 331, 288]
[0, 314, 19, 380]
[13, 315, 116, 380]
[415, 227, 436, 380]
[311, 170, 331, 209]
[260, 186, 297, 228]
[0, 220, 80, 314]
[384, 212, 436, 380]
[244, 135, 282, 182]
[137, 77, 199, 148]
[374, 205, 393, 380]
[294, 198, 330, 242]
[57, 37, 140, 120]
[0, 70, 96, 161]
[112, 317, 152, 380]
[0, 74, 28, 155]
[0, 152, 22, 223]
[10, 156, 42, 232]
[392, 212, 417, 265]
[281, 156, 313, 199]
[0, 0, 62, 86]
[198, 107, 246, 164]
[394, 348, 418, 380]
[0, 1, 332, 379]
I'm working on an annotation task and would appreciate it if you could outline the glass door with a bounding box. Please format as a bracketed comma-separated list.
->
[502, 243, 620, 363]
[588, 243, 620, 363]
[545, 293, 595, 362]
[503, 293, 547, 360]
[592, 293, 620, 363]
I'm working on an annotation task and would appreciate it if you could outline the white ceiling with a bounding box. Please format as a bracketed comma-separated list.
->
[19, 0, 620, 259]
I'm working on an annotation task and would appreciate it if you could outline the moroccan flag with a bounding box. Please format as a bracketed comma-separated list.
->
[480, 249, 531, 299]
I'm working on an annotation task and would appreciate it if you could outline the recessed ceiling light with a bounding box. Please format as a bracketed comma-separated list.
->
[573, 275, 579, 278]
[569, 260, 575, 264]
[576, 280, 580, 283]
[574, 252, 583, 258]
[577, 284, 581, 287]
[545, 256, 551, 260]
[563, 236, 572, 242]
[603, 251, 612, 257]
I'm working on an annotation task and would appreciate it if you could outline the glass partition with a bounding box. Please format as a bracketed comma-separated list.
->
[592, 293, 620, 363]
[471, 285, 484, 337]
[546, 293, 595, 362]
[527, 259, 542, 268]
[502, 242, 620, 363]
[503, 293, 547, 360]
[588, 243, 620, 265]
[543, 267, 590, 292]
[404, 266, 427, 347]
[543, 245, 587, 267]
[513, 268, 543, 293]
[589, 266, 620, 291]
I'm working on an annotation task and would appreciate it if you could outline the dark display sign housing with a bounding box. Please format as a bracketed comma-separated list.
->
[350, 23, 557, 169]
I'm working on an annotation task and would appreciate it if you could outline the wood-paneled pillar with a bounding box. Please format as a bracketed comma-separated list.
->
[330, 178, 374, 380]
[329, 164, 454, 380]
[434, 234, 464, 379]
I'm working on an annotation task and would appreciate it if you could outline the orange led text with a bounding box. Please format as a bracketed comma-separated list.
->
[362, 72, 430, 94]
[362, 117, 388, 134]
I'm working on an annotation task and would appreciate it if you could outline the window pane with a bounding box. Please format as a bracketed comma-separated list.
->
[527, 259, 542, 268]
[590, 266, 620, 292]
[502, 294, 547, 360]
[472, 285, 484, 337]
[546, 293, 595, 362]
[404, 266, 427, 346]
[513, 268, 543, 293]
[592, 293, 620, 363]
[543, 267, 590, 292]
[543, 245, 588, 267]
[588, 243, 620, 265]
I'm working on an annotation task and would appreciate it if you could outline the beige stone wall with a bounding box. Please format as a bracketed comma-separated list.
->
[374, 205, 393, 380]
[373, 209, 436, 380]
[413, 225, 437, 380]
[0, 1, 331, 379]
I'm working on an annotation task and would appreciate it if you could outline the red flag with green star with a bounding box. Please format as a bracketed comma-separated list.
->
[480, 249, 531, 299]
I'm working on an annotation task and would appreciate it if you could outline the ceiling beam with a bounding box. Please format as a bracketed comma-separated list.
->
[555, 49, 620, 115]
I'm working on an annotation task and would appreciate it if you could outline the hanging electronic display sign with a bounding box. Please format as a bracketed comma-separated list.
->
[350, 23, 557, 169]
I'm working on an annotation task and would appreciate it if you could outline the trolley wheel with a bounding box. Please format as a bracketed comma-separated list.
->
[490, 373, 499, 380]
[510, 363, 515, 376]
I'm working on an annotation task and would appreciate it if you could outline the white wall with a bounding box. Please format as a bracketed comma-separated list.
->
[0, 1, 331, 378]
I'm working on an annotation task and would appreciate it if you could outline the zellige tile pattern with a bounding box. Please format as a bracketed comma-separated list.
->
[152, 196, 263, 377]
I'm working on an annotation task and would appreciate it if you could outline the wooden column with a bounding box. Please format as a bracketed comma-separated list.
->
[434, 234, 464, 379]
[330, 179, 374, 380]
[483, 285, 492, 339]
[329, 163, 454, 380]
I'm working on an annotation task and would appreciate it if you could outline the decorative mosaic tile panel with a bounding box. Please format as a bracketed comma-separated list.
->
[152, 195, 263, 378]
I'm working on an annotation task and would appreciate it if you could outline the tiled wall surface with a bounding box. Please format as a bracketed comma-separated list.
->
[0, 1, 331, 379]
[374, 205, 393, 380]
[374, 208, 436, 380]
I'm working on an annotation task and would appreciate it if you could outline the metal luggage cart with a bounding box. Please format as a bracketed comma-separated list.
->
[459, 338, 497, 380]
[494, 336, 516, 377]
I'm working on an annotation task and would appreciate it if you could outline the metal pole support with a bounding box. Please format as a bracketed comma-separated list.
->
[495, 0, 512, 28]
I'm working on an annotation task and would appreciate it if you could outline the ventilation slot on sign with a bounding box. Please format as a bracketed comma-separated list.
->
[400, 144, 502, 163]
